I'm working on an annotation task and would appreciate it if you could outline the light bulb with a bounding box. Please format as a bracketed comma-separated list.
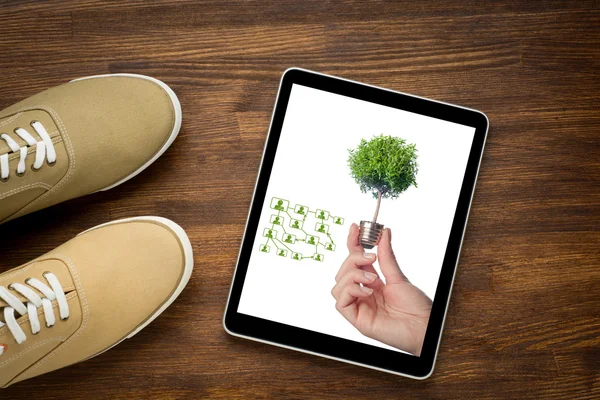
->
[359, 221, 384, 249]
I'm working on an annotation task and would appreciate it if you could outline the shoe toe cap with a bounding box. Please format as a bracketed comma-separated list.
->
[55, 74, 181, 191]
[58, 217, 193, 341]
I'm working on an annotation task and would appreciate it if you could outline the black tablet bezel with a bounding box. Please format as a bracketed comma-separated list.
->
[224, 68, 488, 379]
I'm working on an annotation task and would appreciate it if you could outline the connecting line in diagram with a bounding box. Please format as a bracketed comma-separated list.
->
[259, 197, 345, 262]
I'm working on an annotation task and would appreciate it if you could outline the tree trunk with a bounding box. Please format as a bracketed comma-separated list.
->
[372, 189, 382, 223]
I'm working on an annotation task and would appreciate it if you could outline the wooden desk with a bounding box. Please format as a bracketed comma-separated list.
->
[1, 1, 598, 398]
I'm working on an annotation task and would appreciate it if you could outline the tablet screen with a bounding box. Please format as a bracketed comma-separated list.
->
[237, 83, 476, 356]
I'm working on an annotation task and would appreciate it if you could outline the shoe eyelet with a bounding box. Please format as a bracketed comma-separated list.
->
[32, 330, 40, 336]
[15, 170, 25, 177]
[42, 271, 52, 279]
[25, 278, 33, 285]
[30, 120, 39, 127]
[47, 159, 56, 167]
[0, 176, 8, 183]
[45, 323, 54, 329]
[31, 164, 41, 172]
[7, 284, 15, 290]
[61, 316, 69, 322]
[13, 128, 22, 135]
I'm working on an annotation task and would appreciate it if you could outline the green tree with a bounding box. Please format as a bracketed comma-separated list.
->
[348, 135, 418, 223]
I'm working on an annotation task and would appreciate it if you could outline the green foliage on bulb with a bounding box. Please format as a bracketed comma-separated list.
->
[348, 135, 418, 199]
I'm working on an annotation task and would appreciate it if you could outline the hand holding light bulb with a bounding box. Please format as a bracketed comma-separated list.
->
[331, 223, 432, 356]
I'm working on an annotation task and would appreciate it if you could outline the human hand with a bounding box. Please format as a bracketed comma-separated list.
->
[331, 223, 432, 356]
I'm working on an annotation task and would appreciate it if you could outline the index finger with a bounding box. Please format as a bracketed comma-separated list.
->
[335, 252, 378, 282]
[347, 223, 364, 254]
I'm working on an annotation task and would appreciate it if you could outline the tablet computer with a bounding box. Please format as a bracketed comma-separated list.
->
[224, 68, 488, 379]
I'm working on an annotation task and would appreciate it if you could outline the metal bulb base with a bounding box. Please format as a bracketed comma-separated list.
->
[359, 221, 384, 249]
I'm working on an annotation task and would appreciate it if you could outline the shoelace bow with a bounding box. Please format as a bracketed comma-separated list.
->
[0, 272, 69, 345]
[0, 121, 57, 181]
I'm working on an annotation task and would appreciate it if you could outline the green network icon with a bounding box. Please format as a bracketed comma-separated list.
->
[295, 205, 308, 215]
[260, 197, 345, 262]
[271, 197, 289, 212]
[283, 233, 296, 244]
[263, 228, 277, 239]
[315, 223, 329, 233]
[277, 249, 288, 257]
[306, 235, 319, 246]
[270, 215, 284, 225]
[315, 209, 330, 220]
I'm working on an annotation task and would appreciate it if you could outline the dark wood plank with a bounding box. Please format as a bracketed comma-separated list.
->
[0, 1, 598, 398]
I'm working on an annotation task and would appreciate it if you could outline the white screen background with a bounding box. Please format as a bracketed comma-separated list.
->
[238, 84, 475, 351]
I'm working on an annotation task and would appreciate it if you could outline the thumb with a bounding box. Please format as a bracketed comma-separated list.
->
[377, 228, 408, 284]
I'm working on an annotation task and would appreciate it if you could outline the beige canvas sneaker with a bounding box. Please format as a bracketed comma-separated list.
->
[0, 216, 193, 387]
[0, 74, 182, 223]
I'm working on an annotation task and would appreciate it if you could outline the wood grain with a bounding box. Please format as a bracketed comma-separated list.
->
[0, 1, 598, 398]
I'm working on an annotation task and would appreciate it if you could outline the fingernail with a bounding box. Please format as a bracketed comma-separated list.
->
[360, 286, 373, 294]
[364, 271, 377, 281]
[363, 252, 375, 260]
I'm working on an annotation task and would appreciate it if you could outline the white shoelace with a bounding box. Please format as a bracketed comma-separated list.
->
[0, 272, 69, 345]
[0, 121, 57, 181]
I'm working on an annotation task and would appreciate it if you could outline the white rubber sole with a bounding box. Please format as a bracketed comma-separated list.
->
[70, 73, 183, 192]
[78, 216, 194, 344]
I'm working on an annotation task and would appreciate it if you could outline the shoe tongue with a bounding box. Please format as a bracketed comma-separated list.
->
[0, 259, 75, 309]
[0, 306, 66, 388]
[0, 110, 60, 155]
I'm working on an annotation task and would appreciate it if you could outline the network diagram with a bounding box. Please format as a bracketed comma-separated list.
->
[259, 197, 345, 262]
